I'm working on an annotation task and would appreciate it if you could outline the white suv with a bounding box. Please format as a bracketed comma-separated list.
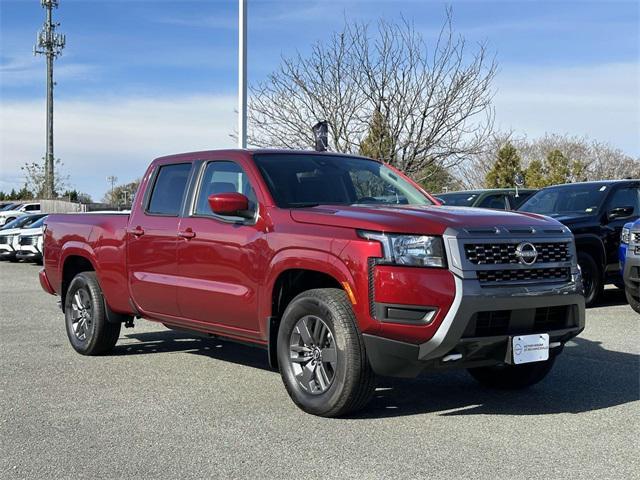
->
[0, 203, 41, 226]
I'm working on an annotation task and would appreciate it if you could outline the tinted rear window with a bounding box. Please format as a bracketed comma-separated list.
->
[147, 163, 192, 215]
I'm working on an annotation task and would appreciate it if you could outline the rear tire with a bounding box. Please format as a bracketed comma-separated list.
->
[277, 288, 375, 417]
[468, 358, 556, 389]
[578, 252, 603, 307]
[64, 272, 121, 355]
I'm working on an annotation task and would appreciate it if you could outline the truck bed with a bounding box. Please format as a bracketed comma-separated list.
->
[44, 212, 133, 315]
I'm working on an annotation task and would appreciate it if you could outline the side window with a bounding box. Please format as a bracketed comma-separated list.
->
[194, 161, 257, 217]
[608, 186, 640, 215]
[509, 192, 533, 209]
[25, 204, 40, 211]
[478, 194, 507, 210]
[147, 163, 192, 215]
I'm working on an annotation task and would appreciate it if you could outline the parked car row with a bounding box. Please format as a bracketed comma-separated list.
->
[0, 202, 42, 226]
[438, 179, 640, 308]
[0, 213, 47, 263]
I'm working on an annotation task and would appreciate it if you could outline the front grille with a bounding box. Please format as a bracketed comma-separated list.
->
[633, 232, 640, 244]
[0, 236, 11, 245]
[474, 310, 510, 336]
[534, 306, 571, 331]
[477, 267, 571, 284]
[463, 306, 573, 338]
[19, 236, 38, 246]
[465, 242, 570, 265]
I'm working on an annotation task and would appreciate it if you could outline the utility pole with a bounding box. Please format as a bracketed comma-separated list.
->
[107, 176, 118, 205]
[34, 0, 66, 199]
[238, 0, 247, 149]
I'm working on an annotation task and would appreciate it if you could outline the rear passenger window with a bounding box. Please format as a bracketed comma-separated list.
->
[25, 204, 40, 211]
[147, 163, 191, 215]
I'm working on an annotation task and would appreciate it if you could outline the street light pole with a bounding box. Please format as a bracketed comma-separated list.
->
[238, 0, 247, 149]
[34, 0, 66, 199]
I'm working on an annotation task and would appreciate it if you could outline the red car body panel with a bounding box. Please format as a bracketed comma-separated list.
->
[41, 149, 574, 348]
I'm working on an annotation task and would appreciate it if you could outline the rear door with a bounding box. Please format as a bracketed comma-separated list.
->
[127, 162, 193, 317]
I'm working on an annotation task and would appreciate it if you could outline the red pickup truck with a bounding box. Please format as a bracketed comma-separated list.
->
[40, 150, 585, 416]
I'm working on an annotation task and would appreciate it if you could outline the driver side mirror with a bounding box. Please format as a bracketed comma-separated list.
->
[607, 206, 634, 220]
[208, 193, 254, 219]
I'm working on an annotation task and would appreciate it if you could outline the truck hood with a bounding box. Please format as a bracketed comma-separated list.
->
[543, 212, 597, 226]
[0, 228, 22, 236]
[290, 204, 563, 235]
[19, 227, 43, 236]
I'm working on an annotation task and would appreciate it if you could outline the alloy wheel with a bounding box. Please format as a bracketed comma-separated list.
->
[289, 315, 337, 394]
[70, 288, 93, 342]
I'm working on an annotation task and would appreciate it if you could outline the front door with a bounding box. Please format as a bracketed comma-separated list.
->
[603, 183, 640, 270]
[176, 160, 266, 338]
[127, 162, 192, 317]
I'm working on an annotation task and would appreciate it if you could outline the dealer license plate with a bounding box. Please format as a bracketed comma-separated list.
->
[512, 334, 549, 365]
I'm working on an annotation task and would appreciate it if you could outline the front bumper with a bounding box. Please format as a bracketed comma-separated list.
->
[0, 244, 16, 259]
[623, 251, 640, 294]
[364, 274, 585, 378]
[16, 244, 42, 262]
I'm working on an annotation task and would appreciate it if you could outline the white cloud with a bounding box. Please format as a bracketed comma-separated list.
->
[494, 62, 640, 156]
[0, 95, 236, 199]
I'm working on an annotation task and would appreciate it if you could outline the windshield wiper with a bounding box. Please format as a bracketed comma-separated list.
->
[288, 202, 321, 209]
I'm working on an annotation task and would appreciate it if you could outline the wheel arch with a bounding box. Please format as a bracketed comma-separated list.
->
[574, 234, 606, 272]
[264, 250, 357, 369]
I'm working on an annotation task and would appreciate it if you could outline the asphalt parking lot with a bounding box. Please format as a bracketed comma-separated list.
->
[1, 261, 638, 480]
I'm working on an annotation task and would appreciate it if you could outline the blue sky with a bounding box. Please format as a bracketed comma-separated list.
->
[1, 0, 639, 199]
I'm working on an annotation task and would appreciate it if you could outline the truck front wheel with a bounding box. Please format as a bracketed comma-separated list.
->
[277, 288, 375, 417]
[467, 358, 556, 389]
[626, 287, 640, 314]
[64, 272, 121, 355]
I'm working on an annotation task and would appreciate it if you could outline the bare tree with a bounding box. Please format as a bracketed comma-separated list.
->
[248, 9, 497, 180]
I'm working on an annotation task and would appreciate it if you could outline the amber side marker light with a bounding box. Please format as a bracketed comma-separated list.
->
[342, 282, 357, 305]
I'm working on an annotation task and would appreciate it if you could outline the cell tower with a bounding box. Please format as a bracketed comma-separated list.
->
[34, 0, 66, 199]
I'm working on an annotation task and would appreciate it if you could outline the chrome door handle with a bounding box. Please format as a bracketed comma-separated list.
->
[129, 226, 145, 237]
[177, 229, 196, 239]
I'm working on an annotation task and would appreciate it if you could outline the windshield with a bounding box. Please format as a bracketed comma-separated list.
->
[27, 216, 47, 229]
[253, 154, 432, 208]
[438, 192, 480, 206]
[1, 214, 45, 230]
[519, 184, 609, 215]
[0, 203, 19, 211]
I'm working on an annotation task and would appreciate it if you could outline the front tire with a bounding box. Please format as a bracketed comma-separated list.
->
[277, 288, 375, 417]
[626, 287, 640, 314]
[578, 252, 603, 307]
[64, 272, 121, 355]
[467, 358, 556, 389]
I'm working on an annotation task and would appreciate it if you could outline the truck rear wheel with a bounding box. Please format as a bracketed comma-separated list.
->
[277, 288, 375, 417]
[467, 358, 555, 389]
[64, 272, 121, 355]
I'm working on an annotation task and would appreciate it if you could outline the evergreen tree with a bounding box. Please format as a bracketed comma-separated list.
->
[525, 159, 546, 188]
[359, 108, 395, 162]
[485, 143, 522, 188]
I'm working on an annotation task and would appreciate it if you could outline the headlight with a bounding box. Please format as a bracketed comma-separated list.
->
[621, 227, 630, 244]
[359, 231, 446, 267]
[11, 235, 19, 247]
[37, 235, 43, 251]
